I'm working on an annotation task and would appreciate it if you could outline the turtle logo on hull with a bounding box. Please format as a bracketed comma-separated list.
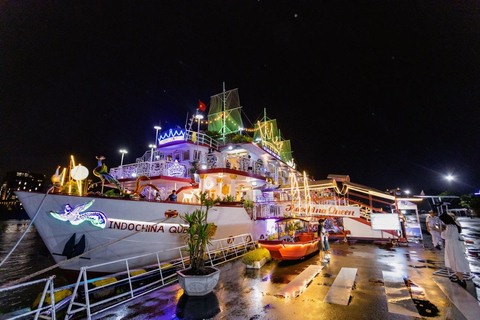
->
[50, 200, 107, 229]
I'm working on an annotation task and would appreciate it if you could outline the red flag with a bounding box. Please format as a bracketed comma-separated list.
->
[199, 100, 206, 112]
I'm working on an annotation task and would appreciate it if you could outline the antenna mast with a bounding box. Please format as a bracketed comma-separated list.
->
[222, 82, 226, 144]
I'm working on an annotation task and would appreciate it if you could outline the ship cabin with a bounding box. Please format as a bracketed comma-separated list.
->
[108, 127, 298, 205]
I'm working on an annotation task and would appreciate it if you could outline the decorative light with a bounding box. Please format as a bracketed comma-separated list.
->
[166, 160, 186, 177]
[50, 200, 107, 229]
[70, 165, 89, 180]
[158, 129, 185, 145]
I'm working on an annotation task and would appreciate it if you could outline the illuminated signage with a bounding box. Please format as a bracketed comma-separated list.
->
[282, 203, 360, 218]
[108, 218, 187, 233]
[166, 160, 186, 177]
[158, 129, 185, 145]
[50, 200, 107, 228]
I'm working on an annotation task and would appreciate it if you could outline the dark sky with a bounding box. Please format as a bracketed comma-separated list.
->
[1, 1, 480, 195]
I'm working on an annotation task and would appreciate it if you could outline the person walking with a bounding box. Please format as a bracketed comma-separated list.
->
[439, 213, 470, 287]
[426, 211, 442, 249]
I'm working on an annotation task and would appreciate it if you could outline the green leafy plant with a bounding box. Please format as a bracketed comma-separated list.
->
[243, 199, 254, 209]
[222, 195, 234, 202]
[241, 248, 271, 265]
[104, 189, 121, 197]
[182, 191, 216, 275]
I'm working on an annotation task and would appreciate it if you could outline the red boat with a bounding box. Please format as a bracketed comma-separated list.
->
[258, 218, 321, 260]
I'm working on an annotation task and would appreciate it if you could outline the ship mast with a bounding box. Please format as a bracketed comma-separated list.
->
[222, 82, 226, 144]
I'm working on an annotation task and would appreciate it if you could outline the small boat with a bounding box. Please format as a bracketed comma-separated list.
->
[258, 218, 321, 260]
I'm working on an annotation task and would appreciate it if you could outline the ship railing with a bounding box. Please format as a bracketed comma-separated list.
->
[65, 233, 255, 320]
[0, 276, 56, 320]
[253, 203, 284, 220]
[184, 130, 219, 149]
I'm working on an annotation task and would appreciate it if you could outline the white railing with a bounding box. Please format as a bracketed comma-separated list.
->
[0, 276, 56, 320]
[184, 130, 219, 148]
[0, 234, 255, 320]
[254, 203, 284, 220]
[65, 233, 255, 319]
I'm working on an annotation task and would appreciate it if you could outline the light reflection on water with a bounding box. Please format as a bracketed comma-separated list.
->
[0, 219, 68, 314]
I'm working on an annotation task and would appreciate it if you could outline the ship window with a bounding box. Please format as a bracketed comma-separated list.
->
[174, 153, 180, 161]
[167, 155, 172, 162]
[183, 151, 190, 161]
[194, 150, 201, 161]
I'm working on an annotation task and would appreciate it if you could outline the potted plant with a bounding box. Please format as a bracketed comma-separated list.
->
[243, 199, 255, 219]
[241, 248, 271, 269]
[177, 192, 220, 296]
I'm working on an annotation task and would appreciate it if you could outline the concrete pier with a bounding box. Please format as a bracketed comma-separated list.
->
[94, 239, 479, 320]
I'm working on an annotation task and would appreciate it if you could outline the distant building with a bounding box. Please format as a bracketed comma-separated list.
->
[0, 171, 47, 217]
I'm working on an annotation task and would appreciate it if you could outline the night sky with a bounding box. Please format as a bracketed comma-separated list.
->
[1, 1, 480, 195]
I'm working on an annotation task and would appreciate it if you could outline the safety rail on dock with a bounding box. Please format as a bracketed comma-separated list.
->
[0, 234, 255, 320]
[0, 276, 56, 320]
[65, 233, 255, 319]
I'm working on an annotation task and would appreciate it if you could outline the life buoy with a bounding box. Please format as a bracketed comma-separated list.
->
[227, 237, 234, 244]
[165, 210, 178, 218]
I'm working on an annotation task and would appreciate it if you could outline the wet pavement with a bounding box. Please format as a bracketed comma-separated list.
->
[95, 218, 480, 320]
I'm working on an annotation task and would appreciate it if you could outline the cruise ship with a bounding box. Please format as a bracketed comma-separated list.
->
[15, 86, 421, 277]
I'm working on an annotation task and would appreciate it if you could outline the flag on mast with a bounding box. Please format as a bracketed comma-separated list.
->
[199, 100, 206, 112]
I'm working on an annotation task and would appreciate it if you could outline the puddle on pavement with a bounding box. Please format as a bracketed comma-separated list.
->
[331, 249, 353, 256]
[376, 244, 396, 251]
[369, 279, 384, 286]
[404, 278, 440, 317]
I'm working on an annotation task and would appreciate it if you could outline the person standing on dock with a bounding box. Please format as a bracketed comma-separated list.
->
[439, 213, 470, 287]
[426, 211, 442, 249]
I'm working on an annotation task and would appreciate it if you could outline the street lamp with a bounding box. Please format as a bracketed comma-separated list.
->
[238, 127, 244, 135]
[119, 149, 128, 178]
[149, 144, 156, 174]
[195, 114, 203, 144]
[445, 174, 454, 181]
[154, 125, 162, 146]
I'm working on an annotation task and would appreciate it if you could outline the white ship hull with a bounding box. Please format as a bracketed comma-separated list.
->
[16, 191, 264, 275]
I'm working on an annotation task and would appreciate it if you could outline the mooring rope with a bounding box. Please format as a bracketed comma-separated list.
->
[0, 187, 54, 269]
[1, 202, 172, 289]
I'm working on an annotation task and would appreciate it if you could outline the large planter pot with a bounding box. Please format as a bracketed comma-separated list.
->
[245, 257, 268, 269]
[177, 267, 221, 296]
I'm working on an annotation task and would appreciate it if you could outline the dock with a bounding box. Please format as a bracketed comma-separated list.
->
[90, 240, 479, 320]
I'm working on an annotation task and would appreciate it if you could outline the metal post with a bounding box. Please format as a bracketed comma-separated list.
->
[125, 261, 134, 299]
[83, 270, 92, 320]
[156, 253, 165, 286]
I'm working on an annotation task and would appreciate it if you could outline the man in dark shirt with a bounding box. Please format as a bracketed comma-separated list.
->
[168, 190, 177, 202]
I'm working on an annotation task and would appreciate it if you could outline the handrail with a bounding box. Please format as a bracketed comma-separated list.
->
[65, 233, 255, 319]
[0, 276, 56, 320]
